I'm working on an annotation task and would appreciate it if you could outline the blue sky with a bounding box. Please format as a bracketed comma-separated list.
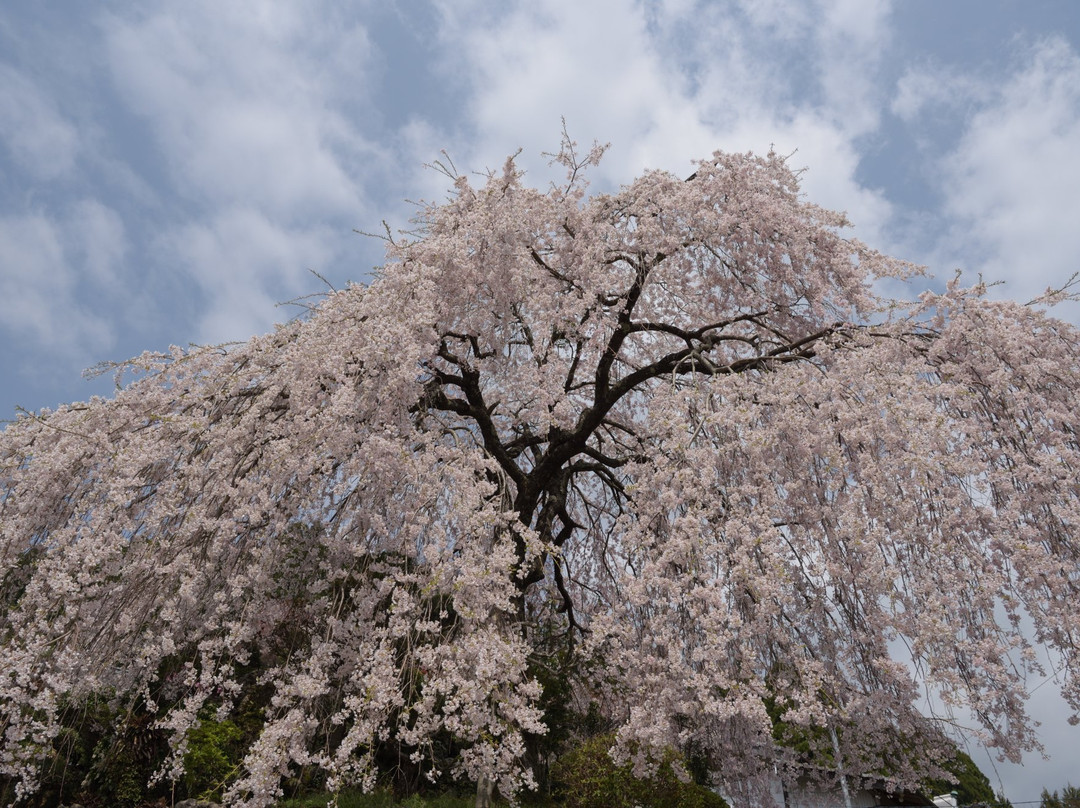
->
[2, 1, 1079, 799]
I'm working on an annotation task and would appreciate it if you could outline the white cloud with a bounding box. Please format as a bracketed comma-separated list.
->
[0, 64, 79, 180]
[735, 0, 814, 38]
[67, 199, 128, 288]
[425, 0, 894, 243]
[102, 3, 378, 221]
[428, 0, 698, 181]
[940, 37, 1080, 312]
[157, 207, 343, 345]
[0, 210, 118, 354]
[891, 66, 986, 123]
[90, 2, 395, 347]
[815, 0, 893, 132]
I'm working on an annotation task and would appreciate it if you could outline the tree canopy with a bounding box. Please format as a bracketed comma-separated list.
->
[1042, 784, 1080, 808]
[2, 140, 1079, 807]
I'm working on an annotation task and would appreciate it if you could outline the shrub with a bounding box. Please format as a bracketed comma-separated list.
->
[550, 734, 727, 808]
[183, 710, 245, 801]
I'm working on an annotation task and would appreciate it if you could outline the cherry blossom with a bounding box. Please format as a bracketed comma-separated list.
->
[2, 138, 1078, 806]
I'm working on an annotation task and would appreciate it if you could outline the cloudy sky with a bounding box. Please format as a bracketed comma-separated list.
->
[2, 0, 1079, 798]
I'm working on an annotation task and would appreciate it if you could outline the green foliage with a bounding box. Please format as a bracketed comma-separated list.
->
[276, 787, 392, 807]
[0, 649, 274, 808]
[762, 689, 831, 764]
[82, 700, 169, 808]
[22, 693, 172, 808]
[174, 654, 271, 801]
[522, 644, 578, 797]
[1041, 784, 1080, 808]
[183, 708, 245, 800]
[923, 751, 1004, 807]
[398, 793, 478, 808]
[550, 734, 728, 808]
[274, 788, 479, 808]
[0, 545, 45, 616]
[528, 653, 574, 757]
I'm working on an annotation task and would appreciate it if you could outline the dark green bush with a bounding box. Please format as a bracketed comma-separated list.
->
[922, 750, 1000, 807]
[550, 734, 727, 808]
[183, 709, 245, 801]
[82, 700, 170, 808]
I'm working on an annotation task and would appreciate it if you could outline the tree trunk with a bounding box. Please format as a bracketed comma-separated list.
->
[476, 773, 495, 808]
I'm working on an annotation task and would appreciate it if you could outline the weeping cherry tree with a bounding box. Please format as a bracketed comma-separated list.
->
[2, 139, 1079, 807]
